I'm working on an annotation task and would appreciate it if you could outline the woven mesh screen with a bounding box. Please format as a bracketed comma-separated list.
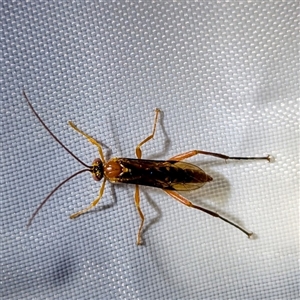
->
[1, 2, 299, 299]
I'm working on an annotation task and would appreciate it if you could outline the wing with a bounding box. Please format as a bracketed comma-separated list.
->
[166, 161, 212, 191]
[113, 158, 212, 191]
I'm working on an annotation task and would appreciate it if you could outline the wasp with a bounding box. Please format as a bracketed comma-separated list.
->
[24, 91, 272, 245]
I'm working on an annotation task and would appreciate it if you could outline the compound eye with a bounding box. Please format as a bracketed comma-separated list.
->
[92, 173, 101, 181]
[92, 158, 102, 166]
[91, 158, 103, 181]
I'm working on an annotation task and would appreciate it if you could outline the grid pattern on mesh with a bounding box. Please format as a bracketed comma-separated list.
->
[1, 1, 299, 299]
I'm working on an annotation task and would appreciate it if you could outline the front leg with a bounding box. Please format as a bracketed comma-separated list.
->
[70, 178, 107, 219]
[68, 121, 105, 162]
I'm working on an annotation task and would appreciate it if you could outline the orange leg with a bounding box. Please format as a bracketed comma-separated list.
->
[164, 190, 253, 238]
[70, 178, 107, 219]
[168, 150, 271, 162]
[68, 121, 105, 162]
[135, 108, 160, 159]
[134, 185, 144, 245]
[133, 109, 160, 244]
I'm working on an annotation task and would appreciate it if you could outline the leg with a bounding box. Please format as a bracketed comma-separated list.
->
[134, 185, 145, 245]
[168, 150, 272, 162]
[135, 108, 160, 159]
[70, 178, 107, 219]
[164, 190, 253, 238]
[68, 121, 105, 162]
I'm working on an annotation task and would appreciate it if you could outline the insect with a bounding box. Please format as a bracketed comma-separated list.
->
[24, 91, 272, 245]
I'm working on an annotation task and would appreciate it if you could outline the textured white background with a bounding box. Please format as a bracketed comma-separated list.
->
[1, 1, 299, 299]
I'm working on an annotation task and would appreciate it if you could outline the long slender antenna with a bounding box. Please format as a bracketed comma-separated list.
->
[23, 91, 90, 168]
[27, 169, 91, 227]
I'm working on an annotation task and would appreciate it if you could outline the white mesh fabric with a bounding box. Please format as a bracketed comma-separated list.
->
[1, 1, 299, 299]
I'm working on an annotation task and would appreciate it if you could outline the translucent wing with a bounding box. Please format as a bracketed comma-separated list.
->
[111, 158, 212, 191]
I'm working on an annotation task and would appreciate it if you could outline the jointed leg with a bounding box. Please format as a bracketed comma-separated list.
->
[168, 150, 272, 162]
[68, 121, 105, 162]
[164, 190, 253, 238]
[70, 178, 107, 219]
[135, 108, 160, 159]
[134, 185, 145, 245]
